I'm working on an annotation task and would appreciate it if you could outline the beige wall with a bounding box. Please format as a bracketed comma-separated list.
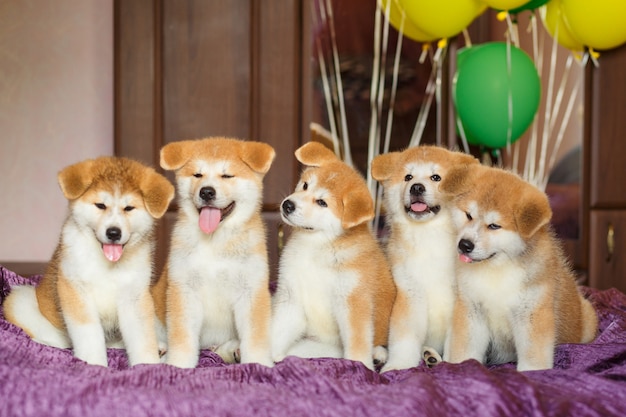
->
[0, 0, 113, 262]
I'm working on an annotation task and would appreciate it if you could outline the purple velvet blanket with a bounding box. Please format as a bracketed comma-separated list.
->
[1, 266, 626, 417]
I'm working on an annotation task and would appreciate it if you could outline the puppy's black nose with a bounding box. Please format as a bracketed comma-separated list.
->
[199, 186, 216, 202]
[106, 227, 122, 242]
[458, 239, 474, 254]
[282, 199, 296, 215]
[410, 183, 426, 196]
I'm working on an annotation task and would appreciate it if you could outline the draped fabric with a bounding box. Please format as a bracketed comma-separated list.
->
[1, 266, 625, 417]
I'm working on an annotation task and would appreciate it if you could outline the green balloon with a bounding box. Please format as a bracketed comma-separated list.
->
[453, 42, 541, 149]
[509, 0, 549, 14]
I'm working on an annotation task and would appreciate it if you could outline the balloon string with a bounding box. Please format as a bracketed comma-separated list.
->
[368, 0, 383, 218]
[375, 2, 391, 154]
[505, 39, 514, 155]
[323, 0, 353, 167]
[311, 2, 341, 159]
[456, 116, 470, 154]
[548, 54, 573, 138]
[374, 0, 404, 230]
[537, 13, 560, 188]
[383, 16, 404, 155]
[543, 77, 581, 188]
[521, 10, 542, 184]
[505, 12, 520, 47]
[462, 28, 472, 48]
[409, 48, 440, 148]
[517, 11, 541, 181]
[366, 3, 380, 196]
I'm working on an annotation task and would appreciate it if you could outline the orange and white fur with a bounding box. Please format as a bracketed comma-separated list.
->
[271, 142, 396, 370]
[152, 137, 275, 368]
[440, 164, 598, 371]
[371, 146, 478, 371]
[3, 157, 174, 367]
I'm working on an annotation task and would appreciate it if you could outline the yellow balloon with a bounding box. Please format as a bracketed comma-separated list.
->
[539, 0, 584, 51]
[483, 0, 528, 10]
[379, 0, 437, 42]
[561, 0, 626, 50]
[398, 0, 487, 40]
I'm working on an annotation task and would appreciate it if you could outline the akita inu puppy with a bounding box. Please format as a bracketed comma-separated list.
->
[153, 137, 275, 368]
[371, 145, 478, 371]
[272, 141, 396, 370]
[4, 157, 175, 367]
[440, 163, 598, 371]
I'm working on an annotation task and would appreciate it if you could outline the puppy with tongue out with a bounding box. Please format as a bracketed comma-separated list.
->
[153, 137, 276, 369]
[3, 156, 175, 367]
[371, 145, 478, 372]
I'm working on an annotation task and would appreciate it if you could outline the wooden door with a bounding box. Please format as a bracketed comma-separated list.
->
[114, 0, 307, 279]
[589, 211, 626, 292]
[585, 43, 626, 291]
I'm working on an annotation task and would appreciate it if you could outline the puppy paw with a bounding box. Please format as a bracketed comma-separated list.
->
[423, 346, 442, 368]
[158, 347, 167, 358]
[213, 340, 241, 364]
[372, 346, 388, 368]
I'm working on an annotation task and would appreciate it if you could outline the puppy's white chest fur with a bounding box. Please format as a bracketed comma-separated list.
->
[277, 232, 358, 341]
[459, 261, 530, 335]
[61, 229, 151, 329]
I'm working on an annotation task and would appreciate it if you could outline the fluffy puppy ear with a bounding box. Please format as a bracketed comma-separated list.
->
[371, 152, 401, 182]
[140, 168, 175, 219]
[57, 159, 96, 200]
[160, 140, 194, 171]
[341, 186, 375, 229]
[240, 141, 276, 174]
[295, 141, 338, 167]
[515, 187, 552, 239]
[439, 164, 474, 196]
[452, 152, 480, 166]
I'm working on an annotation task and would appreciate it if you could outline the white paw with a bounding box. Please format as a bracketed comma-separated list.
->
[423, 346, 442, 367]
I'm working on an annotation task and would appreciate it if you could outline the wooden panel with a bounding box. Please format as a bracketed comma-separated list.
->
[162, 0, 251, 143]
[114, 0, 159, 166]
[589, 210, 626, 292]
[256, 0, 302, 205]
[589, 44, 626, 208]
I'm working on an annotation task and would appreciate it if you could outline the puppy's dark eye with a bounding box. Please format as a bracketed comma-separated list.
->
[430, 174, 441, 182]
[404, 174, 413, 182]
[465, 212, 472, 221]
[124, 206, 135, 212]
[303, 182, 308, 191]
[316, 199, 327, 207]
[488, 223, 501, 230]
[95, 203, 106, 210]
[221, 174, 234, 179]
[193, 173, 203, 178]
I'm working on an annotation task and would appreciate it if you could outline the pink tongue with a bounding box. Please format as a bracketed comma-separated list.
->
[459, 254, 473, 263]
[411, 202, 428, 213]
[199, 207, 222, 234]
[103, 244, 123, 262]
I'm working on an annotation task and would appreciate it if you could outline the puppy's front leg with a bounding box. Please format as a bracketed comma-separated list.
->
[381, 288, 428, 372]
[271, 294, 307, 363]
[165, 283, 203, 368]
[234, 284, 273, 367]
[117, 288, 160, 366]
[57, 277, 108, 366]
[336, 293, 375, 370]
[514, 292, 556, 371]
[444, 297, 489, 365]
